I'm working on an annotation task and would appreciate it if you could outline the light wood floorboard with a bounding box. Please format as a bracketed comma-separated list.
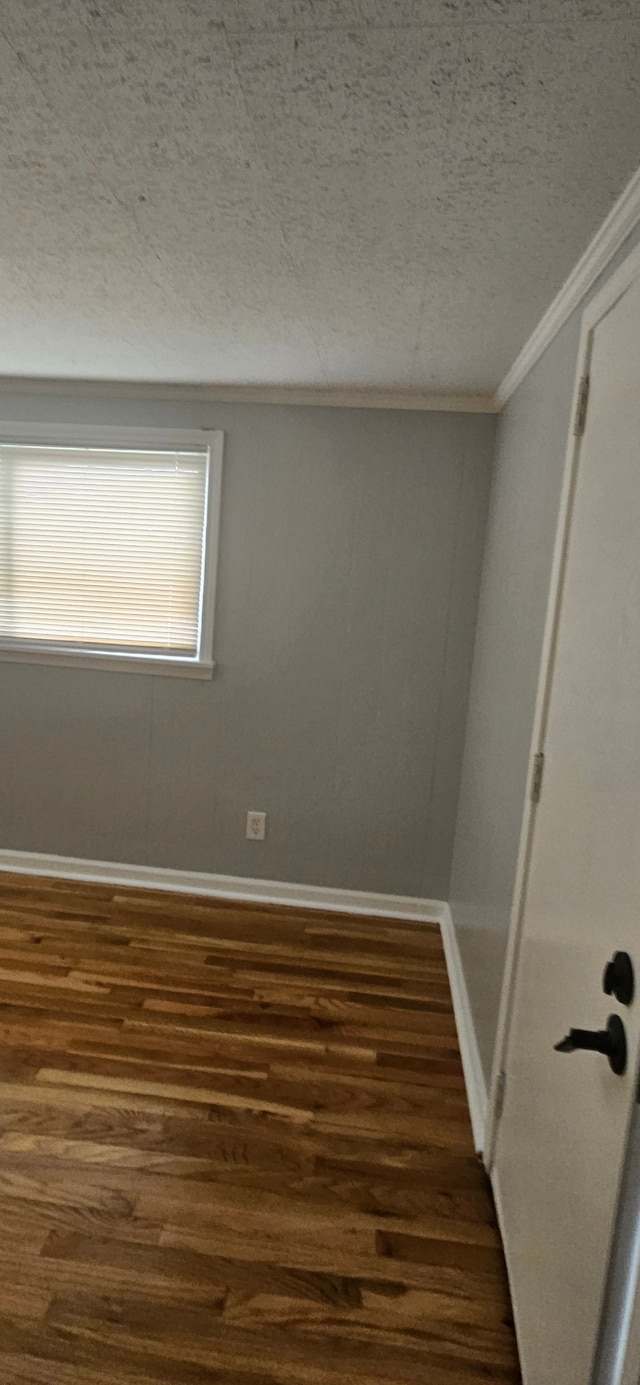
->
[0, 873, 520, 1383]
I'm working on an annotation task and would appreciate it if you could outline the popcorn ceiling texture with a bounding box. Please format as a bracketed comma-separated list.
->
[0, 0, 639, 390]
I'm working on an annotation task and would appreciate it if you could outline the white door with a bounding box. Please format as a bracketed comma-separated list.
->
[493, 265, 640, 1385]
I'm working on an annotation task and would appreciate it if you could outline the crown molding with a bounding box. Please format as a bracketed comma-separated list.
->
[4, 167, 640, 418]
[495, 163, 640, 410]
[0, 377, 497, 414]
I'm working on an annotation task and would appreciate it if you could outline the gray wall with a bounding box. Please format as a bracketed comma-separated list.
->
[450, 225, 640, 1086]
[0, 392, 494, 898]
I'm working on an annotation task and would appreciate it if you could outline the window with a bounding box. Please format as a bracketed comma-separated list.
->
[0, 426, 223, 677]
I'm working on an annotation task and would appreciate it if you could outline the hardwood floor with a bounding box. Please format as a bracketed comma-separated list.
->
[0, 872, 520, 1384]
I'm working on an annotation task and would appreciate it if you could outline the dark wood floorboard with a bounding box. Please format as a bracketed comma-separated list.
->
[0, 873, 520, 1383]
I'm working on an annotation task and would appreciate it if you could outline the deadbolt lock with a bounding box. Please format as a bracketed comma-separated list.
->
[603, 951, 634, 1007]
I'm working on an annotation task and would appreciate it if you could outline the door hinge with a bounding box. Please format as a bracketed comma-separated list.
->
[495, 1070, 507, 1123]
[531, 751, 545, 804]
[574, 373, 590, 437]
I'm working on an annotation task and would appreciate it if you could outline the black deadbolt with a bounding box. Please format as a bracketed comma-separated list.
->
[603, 951, 634, 1006]
[554, 1013, 627, 1075]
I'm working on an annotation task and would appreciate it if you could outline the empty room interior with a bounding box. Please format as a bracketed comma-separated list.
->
[1, 2, 640, 1382]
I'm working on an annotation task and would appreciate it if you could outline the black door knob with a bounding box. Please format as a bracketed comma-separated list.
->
[603, 951, 634, 1006]
[554, 1013, 627, 1075]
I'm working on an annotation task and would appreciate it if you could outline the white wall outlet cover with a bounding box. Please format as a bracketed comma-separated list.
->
[246, 811, 266, 841]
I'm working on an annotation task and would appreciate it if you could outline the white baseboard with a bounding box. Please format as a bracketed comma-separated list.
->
[439, 903, 488, 1154]
[0, 847, 446, 925]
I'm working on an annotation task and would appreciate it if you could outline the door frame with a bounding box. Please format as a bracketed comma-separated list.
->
[482, 238, 640, 1382]
[484, 234, 640, 1170]
[619, 1267, 640, 1385]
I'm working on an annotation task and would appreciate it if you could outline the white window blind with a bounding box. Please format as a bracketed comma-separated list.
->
[0, 443, 211, 663]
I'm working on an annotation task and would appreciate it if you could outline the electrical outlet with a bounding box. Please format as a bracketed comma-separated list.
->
[246, 811, 266, 841]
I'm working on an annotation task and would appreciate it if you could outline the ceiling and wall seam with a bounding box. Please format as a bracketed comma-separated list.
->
[0, 379, 497, 412]
[494, 161, 640, 409]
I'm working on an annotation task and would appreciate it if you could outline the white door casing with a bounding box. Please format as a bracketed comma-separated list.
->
[490, 251, 640, 1385]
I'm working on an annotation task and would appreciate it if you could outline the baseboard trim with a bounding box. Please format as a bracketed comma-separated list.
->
[0, 848, 445, 924]
[439, 904, 488, 1154]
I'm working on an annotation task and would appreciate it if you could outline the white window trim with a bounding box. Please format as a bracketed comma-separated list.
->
[0, 422, 224, 679]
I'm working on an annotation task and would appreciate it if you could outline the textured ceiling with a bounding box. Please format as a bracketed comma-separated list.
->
[1, 0, 640, 393]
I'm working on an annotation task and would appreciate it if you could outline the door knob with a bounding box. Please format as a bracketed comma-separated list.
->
[554, 1013, 627, 1075]
[603, 951, 634, 1006]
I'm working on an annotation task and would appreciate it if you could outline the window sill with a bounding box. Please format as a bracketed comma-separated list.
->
[0, 647, 215, 679]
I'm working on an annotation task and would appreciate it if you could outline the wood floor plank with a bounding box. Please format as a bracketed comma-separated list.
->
[0, 872, 520, 1382]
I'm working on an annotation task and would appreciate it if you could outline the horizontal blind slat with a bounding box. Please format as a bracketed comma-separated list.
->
[0, 444, 209, 655]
